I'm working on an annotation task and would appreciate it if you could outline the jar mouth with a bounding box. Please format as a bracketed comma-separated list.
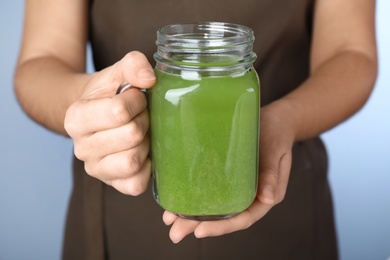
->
[156, 22, 255, 49]
[154, 22, 257, 74]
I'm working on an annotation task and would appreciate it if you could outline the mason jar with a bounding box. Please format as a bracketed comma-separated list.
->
[149, 22, 260, 220]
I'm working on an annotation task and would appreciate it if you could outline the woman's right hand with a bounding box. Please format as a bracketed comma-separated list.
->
[64, 51, 156, 195]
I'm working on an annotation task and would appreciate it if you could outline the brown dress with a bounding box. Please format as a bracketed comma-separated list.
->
[63, 0, 339, 259]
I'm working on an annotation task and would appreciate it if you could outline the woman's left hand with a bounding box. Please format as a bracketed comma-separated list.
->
[162, 102, 296, 243]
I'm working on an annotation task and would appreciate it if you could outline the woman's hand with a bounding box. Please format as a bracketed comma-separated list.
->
[162, 101, 296, 243]
[64, 51, 156, 195]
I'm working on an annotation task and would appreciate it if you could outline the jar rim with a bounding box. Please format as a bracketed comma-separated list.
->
[156, 22, 255, 48]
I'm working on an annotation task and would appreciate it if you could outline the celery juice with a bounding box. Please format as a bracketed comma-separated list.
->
[150, 68, 259, 218]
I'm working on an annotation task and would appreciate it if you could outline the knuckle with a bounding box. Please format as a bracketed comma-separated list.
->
[128, 179, 147, 196]
[239, 214, 255, 231]
[275, 192, 286, 205]
[261, 165, 279, 183]
[110, 99, 131, 124]
[242, 220, 253, 230]
[127, 120, 145, 144]
[64, 105, 79, 136]
[113, 177, 147, 196]
[73, 144, 87, 161]
[125, 153, 143, 175]
[119, 126, 141, 149]
[83, 162, 97, 177]
[123, 51, 144, 62]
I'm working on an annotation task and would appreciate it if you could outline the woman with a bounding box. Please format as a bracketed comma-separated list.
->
[14, 0, 377, 259]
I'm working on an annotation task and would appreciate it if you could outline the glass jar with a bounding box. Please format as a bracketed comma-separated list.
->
[149, 22, 260, 220]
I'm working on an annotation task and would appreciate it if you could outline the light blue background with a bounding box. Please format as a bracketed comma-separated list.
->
[0, 1, 389, 259]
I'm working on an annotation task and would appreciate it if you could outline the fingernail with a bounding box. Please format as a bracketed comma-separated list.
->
[138, 68, 156, 80]
[261, 185, 275, 204]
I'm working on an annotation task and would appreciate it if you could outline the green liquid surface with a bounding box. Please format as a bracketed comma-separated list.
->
[150, 68, 260, 217]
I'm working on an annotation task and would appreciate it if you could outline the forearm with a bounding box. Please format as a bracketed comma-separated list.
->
[267, 50, 377, 141]
[14, 57, 91, 135]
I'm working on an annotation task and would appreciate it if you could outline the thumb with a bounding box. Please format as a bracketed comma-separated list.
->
[83, 51, 155, 99]
[258, 149, 291, 205]
[119, 51, 156, 89]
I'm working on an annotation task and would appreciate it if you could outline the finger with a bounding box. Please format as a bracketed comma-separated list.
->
[75, 110, 149, 160]
[108, 158, 152, 196]
[87, 136, 150, 181]
[162, 211, 179, 226]
[65, 88, 147, 137]
[169, 217, 200, 244]
[194, 200, 273, 238]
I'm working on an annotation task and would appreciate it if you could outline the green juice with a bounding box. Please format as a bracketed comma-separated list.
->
[150, 68, 260, 218]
